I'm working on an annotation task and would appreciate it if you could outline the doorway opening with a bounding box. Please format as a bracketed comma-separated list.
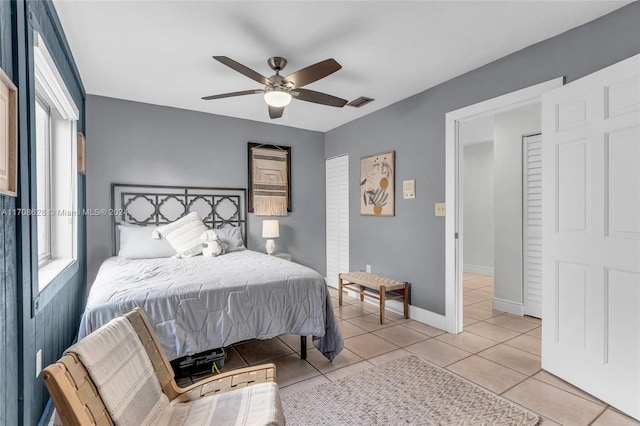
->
[444, 78, 563, 334]
[459, 107, 543, 325]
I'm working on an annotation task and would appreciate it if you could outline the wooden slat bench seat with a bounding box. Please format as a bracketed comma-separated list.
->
[338, 271, 409, 324]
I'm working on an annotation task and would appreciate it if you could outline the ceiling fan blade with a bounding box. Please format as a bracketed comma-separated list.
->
[202, 89, 263, 100]
[268, 106, 284, 119]
[213, 56, 273, 86]
[282, 58, 342, 89]
[293, 88, 348, 107]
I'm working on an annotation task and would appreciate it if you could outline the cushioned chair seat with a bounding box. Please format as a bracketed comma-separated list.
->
[170, 382, 283, 425]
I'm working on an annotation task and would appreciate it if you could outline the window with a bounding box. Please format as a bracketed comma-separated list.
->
[34, 33, 79, 291]
[35, 96, 52, 266]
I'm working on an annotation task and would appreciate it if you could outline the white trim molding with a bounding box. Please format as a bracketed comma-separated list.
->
[328, 284, 447, 331]
[493, 297, 525, 316]
[463, 264, 494, 276]
[34, 32, 79, 121]
[445, 77, 564, 334]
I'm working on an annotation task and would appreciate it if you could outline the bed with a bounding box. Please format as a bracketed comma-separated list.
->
[79, 183, 342, 361]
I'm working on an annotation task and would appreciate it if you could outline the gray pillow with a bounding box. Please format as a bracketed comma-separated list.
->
[214, 227, 246, 252]
[118, 224, 176, 259]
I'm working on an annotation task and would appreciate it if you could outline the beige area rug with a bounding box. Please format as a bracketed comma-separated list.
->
[282, 355, 539, 426]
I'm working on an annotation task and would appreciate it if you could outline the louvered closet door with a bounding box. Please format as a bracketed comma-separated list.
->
[326, 155, 349, 287]
[523, 133, 543, 318]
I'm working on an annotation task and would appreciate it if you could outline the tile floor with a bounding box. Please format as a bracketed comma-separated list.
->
[180, 272, 639, 426]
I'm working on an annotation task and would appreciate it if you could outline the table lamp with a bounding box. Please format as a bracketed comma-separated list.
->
[262, 220, 279, 255]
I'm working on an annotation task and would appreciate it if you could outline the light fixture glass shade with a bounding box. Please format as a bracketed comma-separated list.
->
[264, 87, 292, 107]
[262, 220, 280, 238]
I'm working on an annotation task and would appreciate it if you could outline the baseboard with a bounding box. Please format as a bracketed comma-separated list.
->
[463, 264, 494, 276]
[390, 299, 447, 330]
[493, 297, 524, 316]
[329, 283, 447, 331]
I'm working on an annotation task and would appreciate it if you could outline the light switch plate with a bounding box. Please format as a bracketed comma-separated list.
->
[435, 202, 446, 216]
[403, 180, 415, 199]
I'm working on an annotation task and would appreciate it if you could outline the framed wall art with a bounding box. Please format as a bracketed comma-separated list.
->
[77, 131, 86, 175]
[360, 150, 395, 216]
[0, 66, 17, 196]
[248, 142, 291, 216]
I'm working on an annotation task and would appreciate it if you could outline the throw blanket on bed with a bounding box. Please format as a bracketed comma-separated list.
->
[79, 250, 342, 361]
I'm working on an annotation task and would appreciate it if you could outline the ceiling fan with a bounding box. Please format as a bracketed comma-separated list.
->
[202, 56, 348, 119]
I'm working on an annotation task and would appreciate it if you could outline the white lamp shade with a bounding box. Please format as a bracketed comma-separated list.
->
[262, 220, 280, 238]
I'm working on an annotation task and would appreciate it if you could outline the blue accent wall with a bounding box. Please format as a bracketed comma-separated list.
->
[0, 1, 86, 424]
[1, 2, 20, 425]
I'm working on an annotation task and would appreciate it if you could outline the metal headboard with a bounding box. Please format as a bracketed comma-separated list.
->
[111, 183, 247, 256]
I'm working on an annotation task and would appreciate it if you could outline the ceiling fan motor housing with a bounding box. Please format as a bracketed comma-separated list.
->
[268, 57, 288, 72]
[268, 74, 294, 95]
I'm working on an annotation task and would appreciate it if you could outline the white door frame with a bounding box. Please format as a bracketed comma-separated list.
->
[444, 77, 564, 333]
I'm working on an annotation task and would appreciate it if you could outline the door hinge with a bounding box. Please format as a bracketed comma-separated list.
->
[455, 232, 459, 239]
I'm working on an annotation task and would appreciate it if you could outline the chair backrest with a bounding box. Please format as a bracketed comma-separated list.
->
[42, 352, 113, 426]
[43, 308, 181, 426]
[123, 308, 182, 400]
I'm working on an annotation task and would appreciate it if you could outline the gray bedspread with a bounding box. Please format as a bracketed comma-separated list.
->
[79, 250, 343, 360]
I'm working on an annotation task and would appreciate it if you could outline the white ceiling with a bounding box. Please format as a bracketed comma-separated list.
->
[53, 1, 629, 132]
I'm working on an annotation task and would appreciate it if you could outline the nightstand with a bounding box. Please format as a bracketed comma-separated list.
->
[273, 253, 292, 261]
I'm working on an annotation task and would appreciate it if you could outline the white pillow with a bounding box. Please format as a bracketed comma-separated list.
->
[154, 212, 208, 257]
[118, 224, 176, 259]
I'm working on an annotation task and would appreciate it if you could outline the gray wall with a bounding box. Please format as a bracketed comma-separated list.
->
[463, 142, 494, 273]
[324, 2, 640, 315]
[86, 96, 325, 283]
[493, 104, 540, 305]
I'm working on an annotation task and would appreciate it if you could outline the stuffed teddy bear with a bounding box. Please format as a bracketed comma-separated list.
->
[200, 230, 227, 257]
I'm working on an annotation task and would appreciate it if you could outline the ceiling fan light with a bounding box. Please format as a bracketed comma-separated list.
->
[264, 87, 292, 107]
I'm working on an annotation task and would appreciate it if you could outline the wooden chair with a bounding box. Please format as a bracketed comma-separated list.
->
[42, 308, 283, 425]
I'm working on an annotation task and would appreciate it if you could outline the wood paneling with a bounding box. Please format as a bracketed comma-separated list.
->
[0, 1, 19, 425]
[0, 1, 87, 424]
[0, 0, 12, 78]
[5, 195, 18, 426]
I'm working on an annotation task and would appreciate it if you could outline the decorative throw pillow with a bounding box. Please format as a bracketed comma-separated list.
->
[153, 212, 208, 257]
[117, 224, 176, 259]
[214, 226, 246, 252]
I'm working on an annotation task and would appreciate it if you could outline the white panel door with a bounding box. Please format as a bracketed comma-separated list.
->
[326, 155, 349, 287]
[523, 133, 543, 318]
[542, 54, 640, 419]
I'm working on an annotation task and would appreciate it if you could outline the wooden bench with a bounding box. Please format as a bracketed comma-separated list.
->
[338, 271, 409, 324]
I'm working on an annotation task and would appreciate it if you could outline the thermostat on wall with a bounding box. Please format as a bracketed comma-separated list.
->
[403, 180, 415, 199]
